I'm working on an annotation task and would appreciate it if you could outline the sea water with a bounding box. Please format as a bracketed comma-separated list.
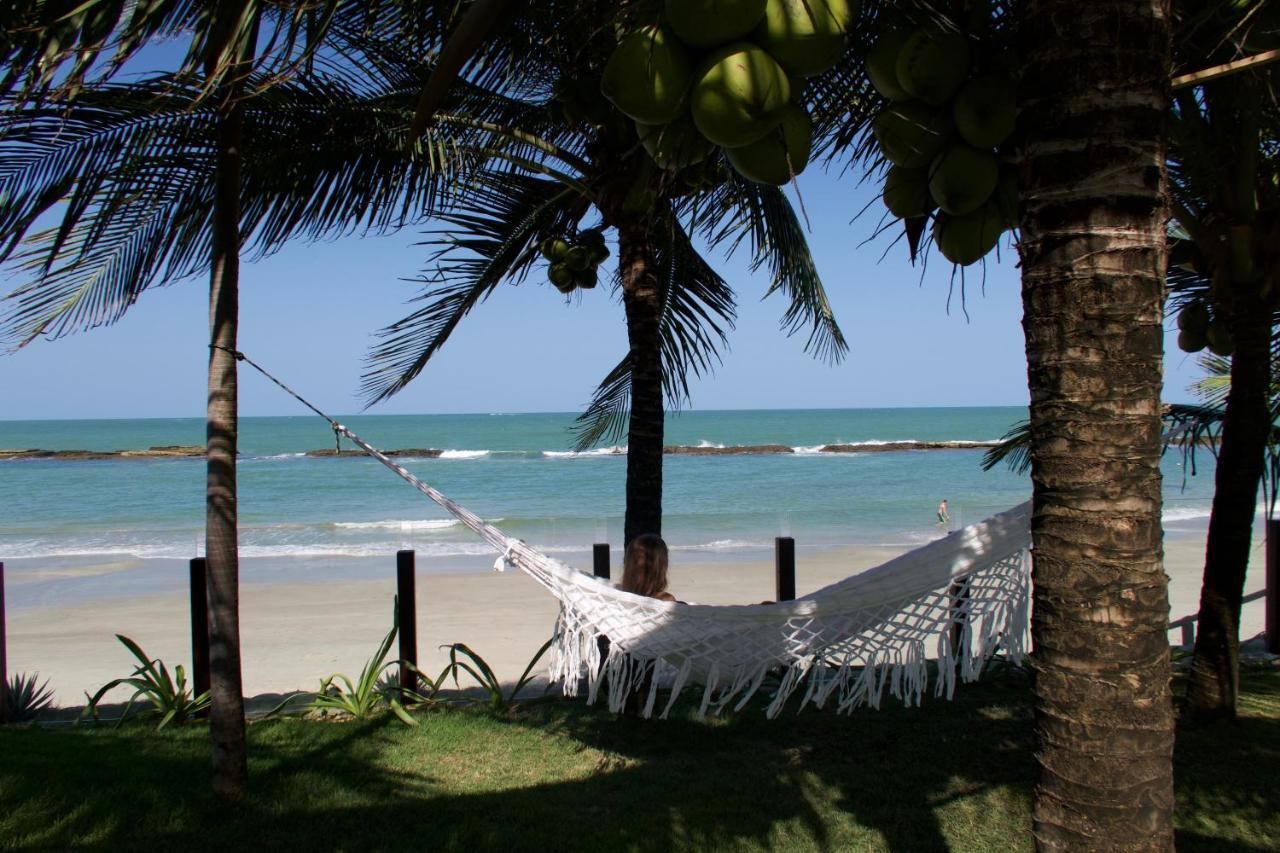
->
[0, 407, 1217, 603]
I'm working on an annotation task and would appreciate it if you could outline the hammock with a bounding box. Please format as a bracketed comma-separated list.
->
[230, 349, 1033, 719]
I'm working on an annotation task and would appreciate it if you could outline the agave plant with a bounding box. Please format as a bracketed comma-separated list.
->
[444, 637, 554, 712]
[81, 635, 211, 730]
[5, 672, 55, 723]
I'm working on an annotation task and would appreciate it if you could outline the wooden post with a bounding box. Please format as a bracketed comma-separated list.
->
[593, 544, 610, 580]
[775, 537, 796, 602]
[1268, 519, 1280, 655]
[397, 550, 418, 692]
[949, 580, 970, 656]
[189, 558, 210, 712]
[0, 562, 7, 724]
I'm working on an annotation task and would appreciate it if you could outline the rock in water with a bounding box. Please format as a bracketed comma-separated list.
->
[928, 143, 999, 215]
[895, 28, 970, 106]
[866, 30, 912, 101]
[871, 101, 950, 168]
[952, 76, 1016, 148]
[932, 202, 1004, 265]
[882, 165, 933, 218]
[665, 0, 767, 48]
[691, 42, 791, 147]
[636, 117, 714, 170]
[753, 0, 855, 77]
[601, 27, 692, 124]
[725, 103, 813, 184]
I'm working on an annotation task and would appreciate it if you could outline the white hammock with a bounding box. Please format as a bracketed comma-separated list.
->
[233, 350, 1033, 719]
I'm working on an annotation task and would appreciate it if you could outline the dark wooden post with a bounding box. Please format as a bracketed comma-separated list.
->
[0, 562, 8, 724]
[775, 537, 796, 602]
[397, 550, 418, 692]
[949, 580, 970, 656]
[189, 558, 210, 711]
[593, 544, 611, 580]
[1268, 519, 1280, 655]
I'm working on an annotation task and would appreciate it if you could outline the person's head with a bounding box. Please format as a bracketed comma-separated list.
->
[621, 533, 669, 598]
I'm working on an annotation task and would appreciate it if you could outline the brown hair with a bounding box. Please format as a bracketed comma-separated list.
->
[621, 533, 669, 599]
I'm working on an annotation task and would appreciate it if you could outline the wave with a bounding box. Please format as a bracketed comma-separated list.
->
[696, 440, 725, 449]
[792, 445, 826, 455]
[543, 446, 627, 458]
[332, 519, 460, 531]
[438, 449, 490, 459]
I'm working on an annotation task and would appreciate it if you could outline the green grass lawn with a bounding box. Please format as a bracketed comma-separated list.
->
[2, 666, 1277, 852]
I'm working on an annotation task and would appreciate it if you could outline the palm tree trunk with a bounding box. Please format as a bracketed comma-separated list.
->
[1018, 1, 1174, 848]
[1186, 284, 1272, 721]
[618, 220, 663, 545]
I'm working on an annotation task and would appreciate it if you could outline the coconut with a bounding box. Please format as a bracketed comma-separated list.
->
[866, 30, 911, 101]
[1178, 327, 1208, 354]
[548, 263, 575, 292]
[1207, 319, 1235, 356]
[691, 42, 791, 147]
[928, 143, 998, 215]
[752, 0, 855, 77]
[539, 237, 570, 261]
[932, 202, 1004, 265]
[601, 27, 692, 124]
[952, 76, 1016, 148]
[564, 246, 594, 272]
[725, 103, 812, 184]
[1177, 300, 1210, 334]
[882, 165, 933, 219]
[636, 117, 714, 170]
[872, 101, 950, 168]
[665, 0, 768, 48]
[574, 267, 599, 289]
[895, 28, 970, 106]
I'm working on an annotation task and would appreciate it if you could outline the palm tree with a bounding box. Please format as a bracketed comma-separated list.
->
[1015, 1, 1175, 846]
[0, 4, 470, 797]
[360, 1, 851, 545]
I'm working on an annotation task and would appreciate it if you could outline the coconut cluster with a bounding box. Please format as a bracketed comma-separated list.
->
[541, 229, 610, 294]
[867, 26, 1017, 266]
[1169, 240, 1235, 355]
[600, 0, 855, 186]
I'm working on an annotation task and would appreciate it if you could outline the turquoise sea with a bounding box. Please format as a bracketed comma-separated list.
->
[0, 407, 1216, 604]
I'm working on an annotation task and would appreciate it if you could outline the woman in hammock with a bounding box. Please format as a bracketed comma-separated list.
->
[620, 533, 678, 602]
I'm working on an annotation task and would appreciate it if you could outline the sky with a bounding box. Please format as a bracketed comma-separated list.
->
[0, 54, 1206, 421]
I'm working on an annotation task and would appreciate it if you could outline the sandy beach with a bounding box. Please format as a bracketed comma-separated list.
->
[5, 523, 1267, 707]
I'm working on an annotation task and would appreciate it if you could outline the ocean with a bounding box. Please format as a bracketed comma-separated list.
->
[0, 407, 1217, 606]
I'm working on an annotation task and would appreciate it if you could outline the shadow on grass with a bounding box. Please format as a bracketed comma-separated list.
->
[2, 667, 1276, 851]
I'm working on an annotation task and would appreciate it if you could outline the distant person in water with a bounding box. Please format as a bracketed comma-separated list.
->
[621, 533, 678, 602]
[937, 499, 951, 529]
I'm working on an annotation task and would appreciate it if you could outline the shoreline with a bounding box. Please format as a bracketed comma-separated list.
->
[5, 520, 1264, 707]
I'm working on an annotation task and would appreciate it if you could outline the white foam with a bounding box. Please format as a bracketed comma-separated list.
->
[792, 445, 826, 455]
[439, 449, 489, 459]
[332, 519, 459, 531]
[543, 445, 627, 458]
[670, 538, 772, 552]
[696, 440, 725, 449]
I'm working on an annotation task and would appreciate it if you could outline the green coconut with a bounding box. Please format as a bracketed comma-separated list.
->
[725, 103, 813, 184]
[753, 0, 856, 77]
[691, 42, 792, 147]
[1178, 327, 1208, 354]
[993, 166, 1018, 227]
[1177, 300, 1210, 334]
[1207, 319, 1235, 356]
[882, 165, 933, 219]
[539, 237, 570, 261]
[866, 30, 912, 101]
[601, 26, 692, 124]
[928, 143, 999, 215]
[665, 0, 768, 48]
[932, 202, 1004, 266]
[952, 76, 1016, 148]
[574, 267, 599, 289]
[636, 118, 714, 170]
[872, 101, 950, 168]
[895, 28, 971, 106]
[548, 263, 576, 292]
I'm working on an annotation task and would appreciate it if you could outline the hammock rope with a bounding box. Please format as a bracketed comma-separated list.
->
[225, 346, 1033, 719]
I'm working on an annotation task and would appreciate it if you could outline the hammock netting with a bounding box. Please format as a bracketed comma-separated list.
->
[233, 350, 1034, 720]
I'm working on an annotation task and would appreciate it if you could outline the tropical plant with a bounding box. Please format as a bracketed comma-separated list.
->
[443, 638, 554, 712]
[4, 672, 55, 723]
[80, 635, 211, 729]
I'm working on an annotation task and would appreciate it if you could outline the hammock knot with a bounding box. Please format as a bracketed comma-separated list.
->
[493, 542, 517, 573]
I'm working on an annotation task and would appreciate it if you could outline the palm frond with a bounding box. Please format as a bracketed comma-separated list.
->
[980, 418, 1032, 474]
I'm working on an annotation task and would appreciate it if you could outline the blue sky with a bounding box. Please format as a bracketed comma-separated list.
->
[0, 59, 1204, 420]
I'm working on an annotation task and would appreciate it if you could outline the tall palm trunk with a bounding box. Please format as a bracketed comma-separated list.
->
[1019, 1, 1174, 848]
[207, 89, 248, 800]
[618, 219, 664, 544]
